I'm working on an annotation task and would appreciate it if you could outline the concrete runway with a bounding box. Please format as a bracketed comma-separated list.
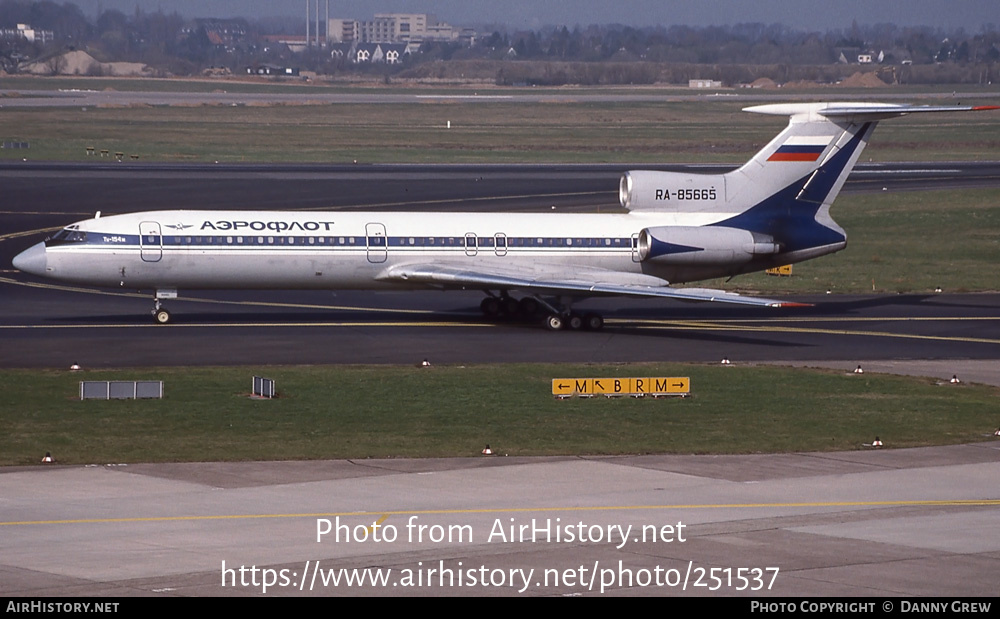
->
[2, 162, 999, 598]
[2, 443, 998, 596]
[2, 88, 999, 109]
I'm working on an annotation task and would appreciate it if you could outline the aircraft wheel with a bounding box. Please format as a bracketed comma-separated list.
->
[480, 297, 501, 317]
[500, 297, 520, 317]
[583, 313, 604, 331]
[567, 313, 584, 330]
[154, 308, 172, 325]
[544, 314, 564, 331]
[518, 297, 540, 317]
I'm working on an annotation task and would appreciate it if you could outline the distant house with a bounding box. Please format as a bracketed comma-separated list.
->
[836, 47, 861, 64]
[182, 18, 247, 52]
[247, 64, 300, 77]
[262, 35, 307, 54]
[689, 79, 722, 88]
[837, 48, 887, 65]
[353, 43, 409, 64]
[0, 23, 54, 44]
[328, 42, 353, 60]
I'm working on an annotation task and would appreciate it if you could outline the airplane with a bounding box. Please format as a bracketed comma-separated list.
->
[12, 102, 998, 330]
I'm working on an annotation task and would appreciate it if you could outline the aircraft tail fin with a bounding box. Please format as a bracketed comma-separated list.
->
[728, 102, 998, 210]
[718, 103, 997, 262]
[621, 102, 998, 214]
[620, 102, 997, 266]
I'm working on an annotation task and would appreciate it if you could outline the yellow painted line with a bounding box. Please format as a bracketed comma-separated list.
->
[696, 316, 999, 324]
[624, 316, 1000, 325]
[3, 499, 997, 527]
[716, 324, 1000, 346]
[365, 514, 389, 535]
[0, 276, 433, 315]
[296, 191, 613, 212]
[610, 318, 1000, 346]
[0, 211, 93, 216]
[2, 275, 996, 338]
[183, 298, 433, 315]
[0, 321, 490, 330]
[0, 226, 60, 242]
[0, 276, 164, 301]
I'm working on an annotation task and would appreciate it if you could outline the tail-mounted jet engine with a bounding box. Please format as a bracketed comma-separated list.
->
[637, 226, 781, 266]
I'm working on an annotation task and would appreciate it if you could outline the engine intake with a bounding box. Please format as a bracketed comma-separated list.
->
[620, 170, 724, 211]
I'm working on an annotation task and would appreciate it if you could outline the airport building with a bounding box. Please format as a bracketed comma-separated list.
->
[328, 13, 470, 50]
[0, 24, 54, 45]
[298, 4, 475, 61]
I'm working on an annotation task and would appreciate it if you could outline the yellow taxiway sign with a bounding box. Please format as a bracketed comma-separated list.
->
[552, 377, 690, 397]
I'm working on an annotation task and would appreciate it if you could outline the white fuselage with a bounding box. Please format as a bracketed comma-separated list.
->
[34, 208, 767, 291]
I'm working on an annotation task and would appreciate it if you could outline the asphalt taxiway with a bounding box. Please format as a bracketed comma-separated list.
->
[3, 161, 1000, 369]
[4, 284, 1000, 370]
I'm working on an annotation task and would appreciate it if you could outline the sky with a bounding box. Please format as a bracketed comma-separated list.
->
[71, 0, 996, 32]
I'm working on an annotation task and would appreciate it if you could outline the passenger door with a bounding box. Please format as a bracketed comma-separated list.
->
[139, 221, 162, 262]
[366, 222, 387, 263]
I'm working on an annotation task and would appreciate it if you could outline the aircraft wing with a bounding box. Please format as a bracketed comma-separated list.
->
[376, 262, 807, 308]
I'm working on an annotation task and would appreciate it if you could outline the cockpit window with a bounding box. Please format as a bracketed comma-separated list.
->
[49, 229, 88, 243]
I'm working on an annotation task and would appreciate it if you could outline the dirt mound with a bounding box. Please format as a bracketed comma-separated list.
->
[783, 79, 824, 89]
[838, 71, 887, 87]
[20, 50, 152, 77]
[748, 77, 778, 89]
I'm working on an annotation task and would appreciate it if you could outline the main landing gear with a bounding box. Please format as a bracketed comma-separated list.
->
[480, 293, 604, 331]
[541, 311, 604, 332]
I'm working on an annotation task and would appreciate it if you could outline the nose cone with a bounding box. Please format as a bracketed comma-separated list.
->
[12, 242, 47, 276]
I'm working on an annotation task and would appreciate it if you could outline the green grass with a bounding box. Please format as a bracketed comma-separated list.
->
[1, 96, 997, 163]
[710, 188, 1000, 295]
[2, 363, 997, 465]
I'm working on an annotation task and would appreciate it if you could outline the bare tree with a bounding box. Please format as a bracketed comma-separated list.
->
[44, 52, 66, 75]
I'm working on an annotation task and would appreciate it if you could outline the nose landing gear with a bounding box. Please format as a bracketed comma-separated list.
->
[151, 289, 178, 324]
[152, 300, 171, 324]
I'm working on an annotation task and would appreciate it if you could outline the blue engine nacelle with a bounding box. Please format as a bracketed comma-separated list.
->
[638, 226, 781, 266]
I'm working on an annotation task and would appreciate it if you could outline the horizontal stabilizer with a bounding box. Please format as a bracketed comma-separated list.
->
[745, 102, 1000, 123]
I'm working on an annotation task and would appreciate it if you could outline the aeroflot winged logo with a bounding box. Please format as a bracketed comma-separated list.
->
[767, 136, 834, 162]
[165, 221, 340, 232]
[199, 220, 337, 232]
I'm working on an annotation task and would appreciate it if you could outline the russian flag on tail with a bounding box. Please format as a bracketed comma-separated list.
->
[768, 135, 833, 162]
